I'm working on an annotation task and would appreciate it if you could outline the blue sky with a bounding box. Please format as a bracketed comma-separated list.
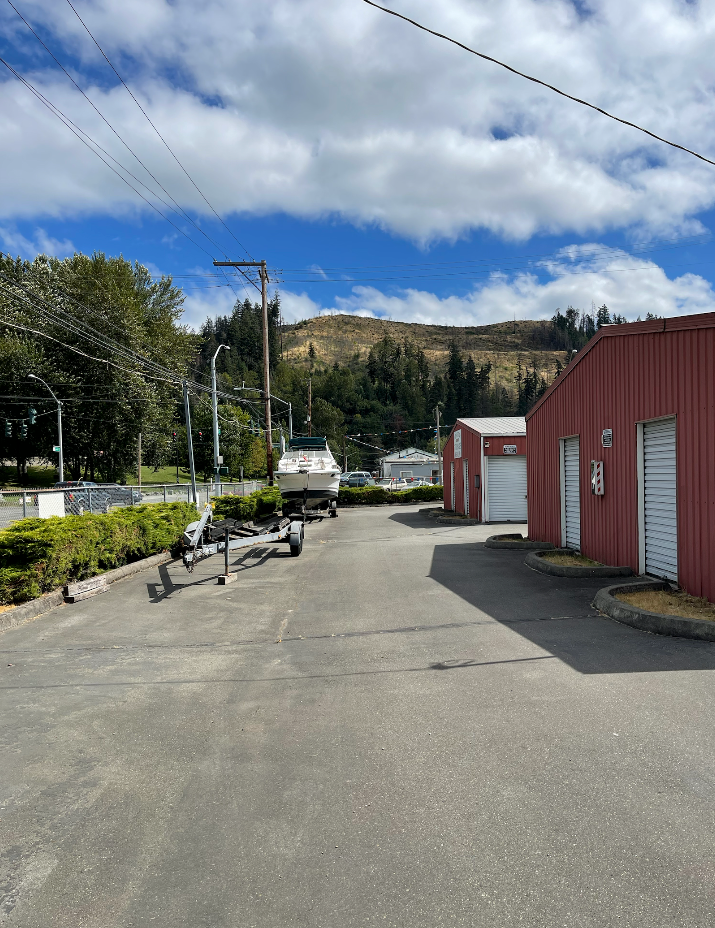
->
[2, 0, 715, 330]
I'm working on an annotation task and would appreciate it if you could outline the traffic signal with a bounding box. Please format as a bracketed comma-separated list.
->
[28, 407, 37, 425]
[19, 421, 27, 439]
[171, 431, 177, 442]
[217, 427, 221, 436]
[197, 430, 203, 442]
[4, 420, 10, 438]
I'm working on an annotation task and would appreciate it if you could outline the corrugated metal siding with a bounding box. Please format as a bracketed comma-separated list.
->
[527, 322, 715, 600]
[484, 436, 527, 456]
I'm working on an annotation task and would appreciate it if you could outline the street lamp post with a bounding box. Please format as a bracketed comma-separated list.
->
[29, 374, 63, 482]
[211, 344, 230, 491]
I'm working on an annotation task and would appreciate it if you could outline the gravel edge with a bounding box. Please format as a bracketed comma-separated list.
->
[525, 549, 634, 578]
[594, 581, 715, 642]
[0, 551, 176, 633]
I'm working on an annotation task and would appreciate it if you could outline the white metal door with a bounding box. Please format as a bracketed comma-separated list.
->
[486, 456, 527, 522]
[562, 437, 580, 550]
[450, 461, 455, 510]
[643, 418, 677, 581]
[463, 460, 469, 516]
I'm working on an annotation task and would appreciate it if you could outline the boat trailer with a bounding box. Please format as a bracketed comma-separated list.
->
[182, 504, 306, 576]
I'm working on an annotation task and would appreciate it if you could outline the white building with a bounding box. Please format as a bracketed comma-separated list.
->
[379, 447, 440, 480]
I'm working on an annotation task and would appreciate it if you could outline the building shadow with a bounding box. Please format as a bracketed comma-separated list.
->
[428, 543, 715, 674]
[387, 509, 442, 529]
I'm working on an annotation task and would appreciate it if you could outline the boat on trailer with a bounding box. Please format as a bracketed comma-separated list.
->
[275, 436, 341, 517]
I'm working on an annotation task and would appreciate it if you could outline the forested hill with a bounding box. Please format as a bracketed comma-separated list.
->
[283, 314, 564, 386]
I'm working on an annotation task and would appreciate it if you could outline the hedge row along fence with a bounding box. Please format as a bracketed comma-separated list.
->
[0, 502, 197, 606]
[337, 484, 443, 505]
[211, 486, 282, 522]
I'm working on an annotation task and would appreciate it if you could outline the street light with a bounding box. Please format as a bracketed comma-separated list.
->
[211, 344, 230, 491]
[29, 374, 63, 482]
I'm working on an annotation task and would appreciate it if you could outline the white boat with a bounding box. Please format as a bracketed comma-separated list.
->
[275, 436, 341, 515]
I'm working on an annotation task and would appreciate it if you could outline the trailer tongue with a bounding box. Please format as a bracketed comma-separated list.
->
[182, 504, 305, 574]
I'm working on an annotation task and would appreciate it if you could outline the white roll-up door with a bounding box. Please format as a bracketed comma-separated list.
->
[643, 418, 677, 581]
[562, 437, 581, 550]
[486, 456, 527, 522]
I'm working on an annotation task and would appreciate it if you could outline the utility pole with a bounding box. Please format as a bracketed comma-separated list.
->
[288, 402, 293, 440]
[308, 377, 312, 437]
[29, 374, 63, 482]
[214, 259, 274, 484]
[435, 405, 442, 484]
[137, 432, 142, 488]
[343, 434, 347, 473]
[211, 343, 230, 492]
[183, 380, 197, 506]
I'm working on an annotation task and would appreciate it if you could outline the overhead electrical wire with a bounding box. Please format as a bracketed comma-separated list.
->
[63, 0, 258, 268]
[362, 0, 715, 168]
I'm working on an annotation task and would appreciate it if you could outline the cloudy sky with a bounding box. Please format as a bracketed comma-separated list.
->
[1, 0, 715, 329]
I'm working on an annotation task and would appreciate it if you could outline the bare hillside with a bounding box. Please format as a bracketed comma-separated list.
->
[282, 314, 564, 385]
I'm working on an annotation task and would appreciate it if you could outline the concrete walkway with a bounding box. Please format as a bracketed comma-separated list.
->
[1, 505, 714, 927]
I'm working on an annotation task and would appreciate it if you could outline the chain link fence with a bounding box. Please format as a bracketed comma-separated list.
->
[0, 480, 265, 530]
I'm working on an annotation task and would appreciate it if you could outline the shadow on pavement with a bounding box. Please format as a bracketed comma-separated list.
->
[429, 542, 715, 674]
[146, 548, 281, 603]
[387, 509, 442, 529]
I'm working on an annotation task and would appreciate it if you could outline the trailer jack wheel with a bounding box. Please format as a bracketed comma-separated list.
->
[329, 500, 338, 518]
[289, 523, 304, 556]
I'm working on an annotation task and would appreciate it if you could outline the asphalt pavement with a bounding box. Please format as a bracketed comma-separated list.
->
[1, 504, 714, 927]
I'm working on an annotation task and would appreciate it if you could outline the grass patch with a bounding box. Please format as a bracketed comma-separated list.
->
[541, 552, 602, 567]
[616, 589, 715, 623]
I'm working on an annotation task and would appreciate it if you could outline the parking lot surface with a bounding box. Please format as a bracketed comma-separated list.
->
[1, 505, 714, 927]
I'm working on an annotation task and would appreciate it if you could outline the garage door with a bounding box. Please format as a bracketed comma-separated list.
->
[487, 456, 527, 522]
[643, 418, 677, 581]
[562, 437, 580, 550]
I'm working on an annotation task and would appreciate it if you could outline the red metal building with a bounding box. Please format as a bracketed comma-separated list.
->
[442, 417, 527, 522]
[526, 313, 715, 600]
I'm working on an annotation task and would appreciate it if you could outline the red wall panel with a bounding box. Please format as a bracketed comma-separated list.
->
[526, 318, 715, 600]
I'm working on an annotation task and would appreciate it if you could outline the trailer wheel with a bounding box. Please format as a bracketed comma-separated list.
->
[329, 500, 338, 518]
[289, 524, 304, 556]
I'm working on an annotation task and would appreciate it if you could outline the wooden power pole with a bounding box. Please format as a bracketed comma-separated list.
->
[213, 259, 274, 484]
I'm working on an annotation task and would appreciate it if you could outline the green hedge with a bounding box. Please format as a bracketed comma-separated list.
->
[211, 486, 282, 522]
[0, 502, 196, 606]
[338, 484, 443, 505]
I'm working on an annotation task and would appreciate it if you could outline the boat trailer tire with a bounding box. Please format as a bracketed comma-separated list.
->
[289, 522, 304, 556]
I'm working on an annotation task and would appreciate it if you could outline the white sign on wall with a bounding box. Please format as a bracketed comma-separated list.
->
[503, 444, 517, 454]
[453, 429, 462, 459]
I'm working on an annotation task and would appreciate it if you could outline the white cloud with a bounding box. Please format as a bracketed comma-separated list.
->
[0, 1, 714, 241]
[278, 247, 715, 326]
[0, 225, 75, 259]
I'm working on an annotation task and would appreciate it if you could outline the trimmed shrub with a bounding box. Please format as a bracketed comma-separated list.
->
[211, 486, 282, 522]
[0, 502, 196, 606]
[338, 484, 442, 506]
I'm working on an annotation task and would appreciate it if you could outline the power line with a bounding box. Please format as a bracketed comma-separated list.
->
[64, 0, 258, 266]
[362, 0, 715, 168]
[5, 0, 241, 268]
[0, 59, 220, 263]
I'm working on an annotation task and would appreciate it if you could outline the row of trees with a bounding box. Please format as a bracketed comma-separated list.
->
[0, 253, 269, 484]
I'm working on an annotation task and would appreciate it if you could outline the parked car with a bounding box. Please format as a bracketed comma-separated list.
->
[54, 481, 112, 514]
[347, 474, 374, 487]
[342, 471, 374, 487]
[98, 484, 143, 506]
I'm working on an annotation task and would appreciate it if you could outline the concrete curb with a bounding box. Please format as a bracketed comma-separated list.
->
[594, 581, 715, 642]
[437, 516, 481, 526]
[485, 534, 555, 550]
[525, 548, 634, 578]
[0, 550, 176, 633]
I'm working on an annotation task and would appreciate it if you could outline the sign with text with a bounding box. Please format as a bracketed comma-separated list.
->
[503, 444, 517, 454]
[453, 429, 462, 459]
